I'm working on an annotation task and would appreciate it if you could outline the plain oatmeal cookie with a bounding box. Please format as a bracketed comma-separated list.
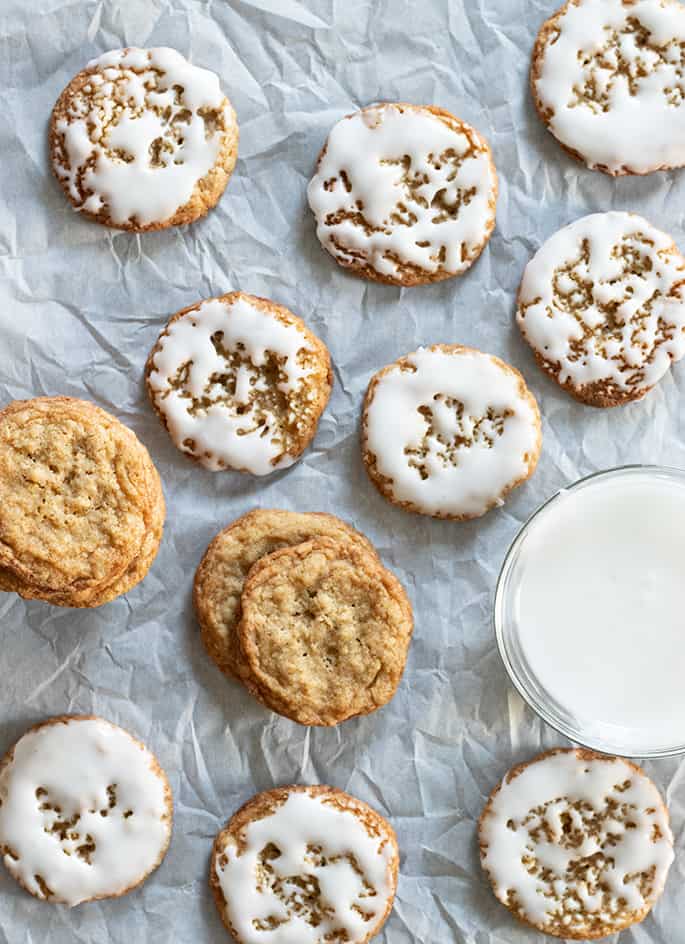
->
[307, 102, 497, 285]
[0, 396, 162, 602]
[361, 345, 541, 520]
[211, 785, 399, 944]
[50, 47, 238, 230]
[194, 508, 377, 682]
[531, 0, 685, 175]
[238, 537, 413, 726]
[479, 748, 674, 939]
[0, 443, 165, 608]
[0, 715, 173, 906]
[517, 212, 685, 406]
[146, 293, 333, 475]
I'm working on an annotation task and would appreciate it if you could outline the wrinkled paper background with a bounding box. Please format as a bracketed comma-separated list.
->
[2, 0, 685, 941]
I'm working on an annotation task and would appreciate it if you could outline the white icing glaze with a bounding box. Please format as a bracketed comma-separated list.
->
[517, 212, 685, 397]
[481, 751, 673, 930]
[306, 104, 496, 279]
[0, 717, 170, 907]
[148, 295, 319, 475]
[364, 347, 539, 518]
[510, 468, 685, 752]
[534, 0, 685, 173]
[53, 47, 234, 225]
[215, 790, 395, 944]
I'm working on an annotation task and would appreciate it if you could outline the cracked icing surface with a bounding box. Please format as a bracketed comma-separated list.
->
[212, 786, 398, 944]
[479, 749, 674, 939]
[362, 345, 541, 519]
[532, 0, 685, 174]
[517, 212, 685, 406]
[50, 47, 237, 228]
[0, 717, 172, 906]
[306, 103, 497, 285]
[146, 293, 332, 475]
[238, 538, 413, 726]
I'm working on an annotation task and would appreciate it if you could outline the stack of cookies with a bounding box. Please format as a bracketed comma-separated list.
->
[195, 509, 413, 725]
[0, 397, 165, 608]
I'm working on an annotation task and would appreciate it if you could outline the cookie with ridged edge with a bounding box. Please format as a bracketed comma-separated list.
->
[531, 0, 685, 176]
[361, 344, 541, 520]
[194, 508, 378, 684]
[478, 747, 674, 939]
[210, 784, 399, 944]
[0, 445, 165, 607]
[145, 292, 333, 476]
[0, 714, 173, 906]
[307, 102, 497, 286]
[516, 212, 685, 407]
[237, 537, 413, 726]
[0, 397, 156, 599]
[49, 47, 238, 231]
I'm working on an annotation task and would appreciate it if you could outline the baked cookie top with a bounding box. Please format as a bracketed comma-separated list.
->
[532, 0, 685, 175]
[307, 103, 497, 285]
[238, 537, 413, 726]
[517, 211, 685, 406]
[194, 508, 376, 681]
[0, 397, 153, 596]
[50, 47, 238, 229]
[479, 748, 674, 939]
[146, 293, 332, 475]
[362, 345, 541, 520]
[0, 446, 165, 608]
[211, 785, 398, 944]
[0, 716, 172, 906]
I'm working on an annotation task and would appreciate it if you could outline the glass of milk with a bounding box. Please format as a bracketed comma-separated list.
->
[495, 465, 685, 757]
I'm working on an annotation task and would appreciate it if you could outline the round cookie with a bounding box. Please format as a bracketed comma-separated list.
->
[238, 537, 413, 726]
[50, 47, 238, 230]
[0, 397, 158, 599]
[194, 508, 377, 682]
[146, 293, 333, 475]
[361, 345, 541, 520]
[211, 784, 399, 944]
[531, 0, 685, 176]
[306, 102, 497, 286]
[0, 715, 173, 906]
[0, 444, 165, 608]
[517, 212, 685, 407]
[478, 748, 674, 939]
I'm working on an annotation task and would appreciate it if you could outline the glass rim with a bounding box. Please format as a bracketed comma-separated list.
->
[494, 464, 685, 759]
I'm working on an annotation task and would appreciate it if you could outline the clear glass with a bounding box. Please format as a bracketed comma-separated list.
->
[494, 465, 685, 758]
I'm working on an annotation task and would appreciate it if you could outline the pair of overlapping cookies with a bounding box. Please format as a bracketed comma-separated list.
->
[0, 716, 399, 944]
[195, 509, 413, 725]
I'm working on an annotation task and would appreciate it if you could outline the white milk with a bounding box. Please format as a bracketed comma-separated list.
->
[507, 468, 685, 754]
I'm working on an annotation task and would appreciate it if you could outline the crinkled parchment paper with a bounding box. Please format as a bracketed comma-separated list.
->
[1, 0, 685, 941]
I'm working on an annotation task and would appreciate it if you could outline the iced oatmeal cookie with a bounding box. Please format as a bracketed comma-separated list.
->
[517, 212, 685, 406]
[479, 748, 674, 939]
[211, 784, 398, 944]
[361, 345, 541, 519]
[50, 47, 238, 229]
[307, 103, 497, 285]
[146, 293, 332, 475]
[531, 0, 685, 175]
[0, 715, 172, 906]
